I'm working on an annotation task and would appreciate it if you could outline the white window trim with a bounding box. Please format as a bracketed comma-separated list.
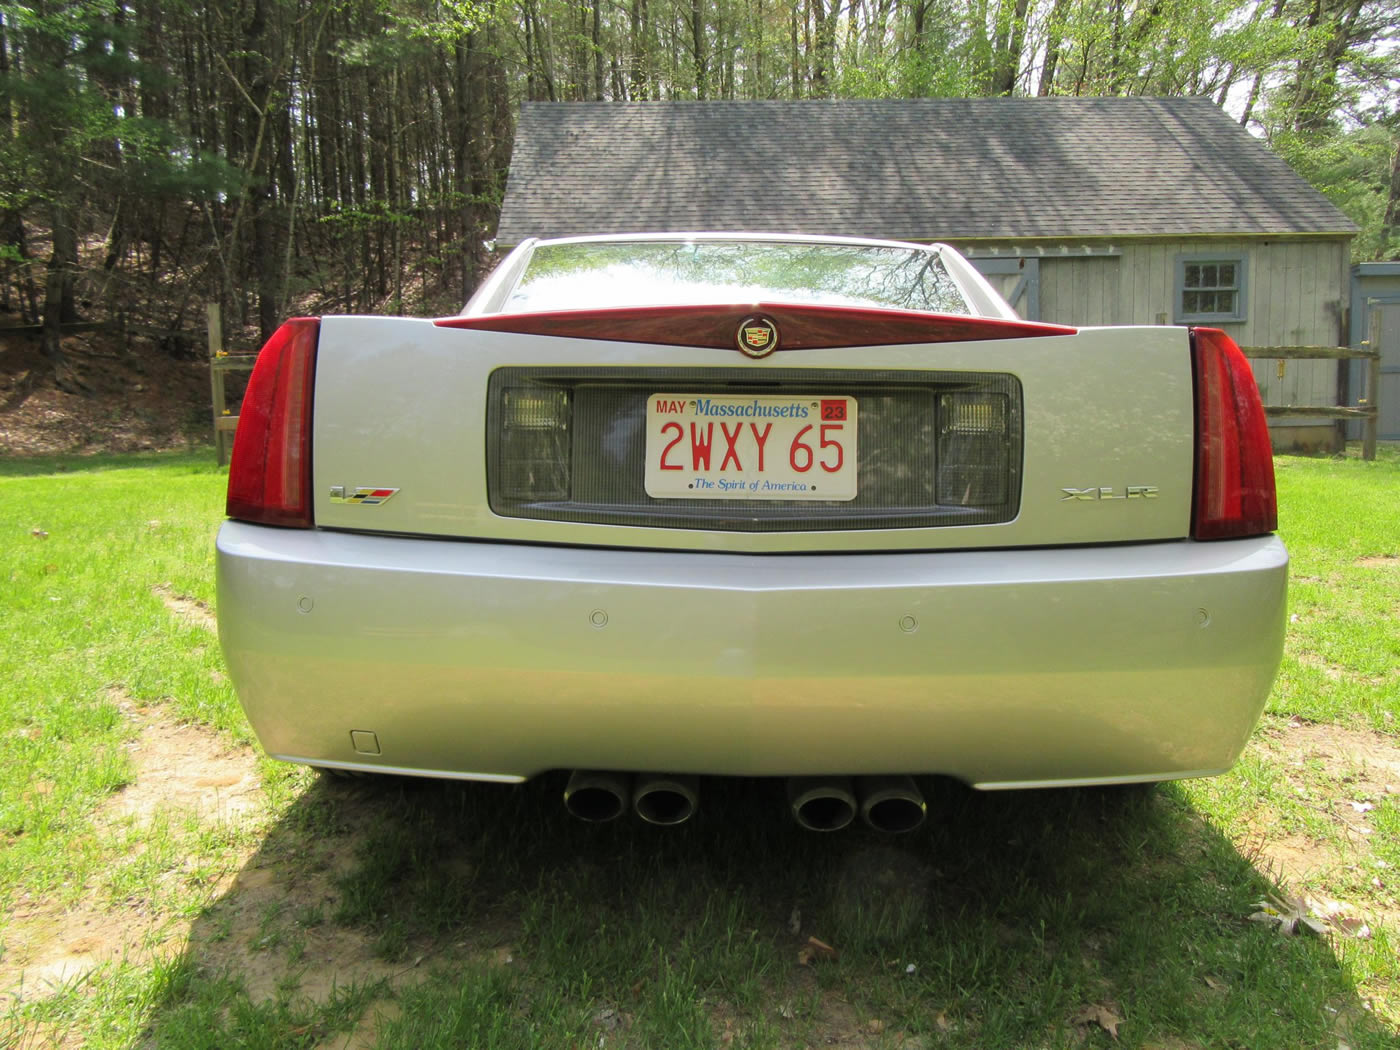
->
[1175, 253, 1247, 324]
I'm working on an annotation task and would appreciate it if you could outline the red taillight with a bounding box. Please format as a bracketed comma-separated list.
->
[226, 318, 320, 527]
[436, 303, 1075, 348]
[1191, 327, 1276, 540]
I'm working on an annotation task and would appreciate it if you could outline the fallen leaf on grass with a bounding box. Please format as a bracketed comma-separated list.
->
[31, 528, 48, 539]
[1248, 893, 1369, 937]
[1307, 895, 1358, 921]
[1331, 913, 1371, 939]
[797, 936, 839, 965]
[592, 1007, 622, 1032]
[1249, 895, 1328, 936]
[1203, 975, 1228, 993]
[1072, 1003, 1123, 1039]
[866, 1019, 885, 1034]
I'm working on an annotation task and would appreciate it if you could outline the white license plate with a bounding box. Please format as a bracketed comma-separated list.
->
[644, 394, 858, 500]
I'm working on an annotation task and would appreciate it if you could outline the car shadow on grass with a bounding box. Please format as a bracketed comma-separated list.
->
[139, 771, 1392, 1050]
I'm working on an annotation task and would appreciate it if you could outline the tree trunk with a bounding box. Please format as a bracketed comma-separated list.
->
[811, 0, 837, 97]
[593, 0, 604, 99]
[1038, 0, 1068, 95]
[42, 202, 84, 390]
[691, 0, 707, 98]
[790, 2, 800, 98]
[1, 209, 41, 323]
[991, 0, 1031, 95]
[1381, 130, 1400, 260]
[1291, 0, 1365, 137]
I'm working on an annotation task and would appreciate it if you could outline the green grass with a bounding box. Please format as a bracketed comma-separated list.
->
[1, 445, 1398, 1049]
[0, 451, 243, 910]
[1266, 448, 1400, 730]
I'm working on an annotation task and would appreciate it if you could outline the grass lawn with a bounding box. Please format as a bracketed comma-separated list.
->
[0, 446, 1397, 1049]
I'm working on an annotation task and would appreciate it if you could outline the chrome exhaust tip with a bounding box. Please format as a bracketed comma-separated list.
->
[563, 770, 631, 822]
[787, 776, 857, 832]
[857, 775, 927, 833]
[632, 773, 699, 826]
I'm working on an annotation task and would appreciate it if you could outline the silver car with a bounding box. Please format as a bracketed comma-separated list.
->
[216, 234, 1286, 831]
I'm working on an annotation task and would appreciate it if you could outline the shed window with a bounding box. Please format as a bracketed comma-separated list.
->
[1175, 255, 1246, 322]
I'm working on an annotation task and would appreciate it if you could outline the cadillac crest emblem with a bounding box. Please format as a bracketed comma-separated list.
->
[736, 315, 779, 358]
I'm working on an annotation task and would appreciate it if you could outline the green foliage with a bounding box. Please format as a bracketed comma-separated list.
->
[0, 0, 1396, 341]
[383, 0, 501, 43]
[1272, 123, 1399, 261]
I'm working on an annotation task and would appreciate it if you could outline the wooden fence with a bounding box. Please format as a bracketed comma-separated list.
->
[1241, 307, 1385, 462]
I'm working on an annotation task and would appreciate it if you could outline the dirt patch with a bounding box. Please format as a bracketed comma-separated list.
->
[0, 899, 184, 1008]
[1, 703, 438, 1026]
[1355, 555, 1399, 569]
[1, 702, 263, 1008]
[1251, 832, 1337, 882]
[1256, 719, 1400, 795]
[768, 973, 932, 1049]
[1240, 719, 1400, 928]
[0, 327, 214, 457]
[102, 698, 260, 825]
[153, 584, 218, 635]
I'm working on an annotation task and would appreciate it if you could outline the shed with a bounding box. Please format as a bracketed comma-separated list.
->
[1349, 263, 1400, 441]
[497, 98, 1359, 450]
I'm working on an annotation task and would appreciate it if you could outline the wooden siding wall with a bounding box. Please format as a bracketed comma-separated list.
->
[1040, 257, 1121, 326]
[1025, 239, 1352, 410]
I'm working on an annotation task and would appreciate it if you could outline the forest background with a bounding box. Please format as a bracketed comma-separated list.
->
[1, 0, 1398, 391]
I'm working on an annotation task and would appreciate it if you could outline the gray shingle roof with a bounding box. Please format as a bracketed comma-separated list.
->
[496, 98, 1357, 244]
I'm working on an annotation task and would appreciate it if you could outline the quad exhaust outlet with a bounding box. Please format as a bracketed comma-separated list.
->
[787, 776, 858, 832]
[632, 773, 700, 826]
[856, 775, 927, 833]
[564, 771, 925, 832]
[563, 770, 701, 825]
[563, 769, 631, 822]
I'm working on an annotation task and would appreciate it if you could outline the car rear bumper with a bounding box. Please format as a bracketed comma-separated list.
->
[216, 522, 1287, 789]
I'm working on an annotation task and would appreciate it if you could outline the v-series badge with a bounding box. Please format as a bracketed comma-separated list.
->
[1060, 486, 1159, 501]
[329, 486, 399, 505]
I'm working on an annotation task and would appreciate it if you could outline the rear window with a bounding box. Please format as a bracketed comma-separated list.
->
[503, 240, 970, 315]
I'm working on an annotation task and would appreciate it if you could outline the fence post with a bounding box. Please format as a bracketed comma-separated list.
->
[1363, 308, 1381, 462]
[207, 304, 227, 466]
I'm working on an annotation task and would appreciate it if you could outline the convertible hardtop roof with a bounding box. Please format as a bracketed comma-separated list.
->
[465, 234, 1018, 320]
[521, 232, 947, 252]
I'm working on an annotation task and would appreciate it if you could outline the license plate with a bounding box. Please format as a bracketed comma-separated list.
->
[644, 394, 858, 500]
